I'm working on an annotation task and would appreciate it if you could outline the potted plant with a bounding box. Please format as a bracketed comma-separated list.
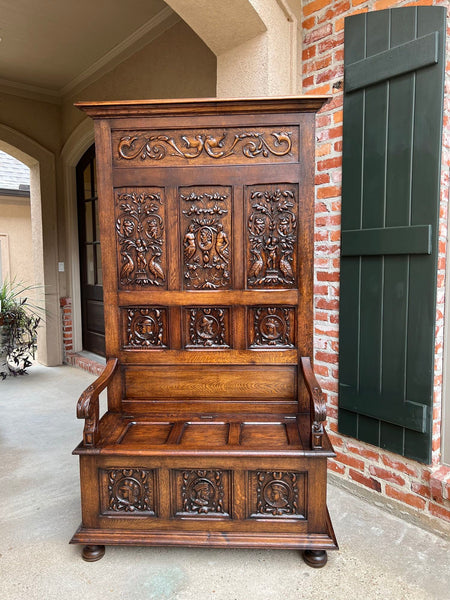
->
[0, 279, 42, 378]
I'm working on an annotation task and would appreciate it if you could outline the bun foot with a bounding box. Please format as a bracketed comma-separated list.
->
[82, 545, 105, 562]
[303, 549, 328, 568]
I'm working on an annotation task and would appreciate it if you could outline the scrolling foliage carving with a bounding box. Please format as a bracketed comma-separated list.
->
[181, 188, 231, 289]
[105, 468, 155, 514]
[126, 308, 167, 348]
[252, 471, 304, 518]
[118, 130, 292, 162]
[115, 190, 165, 288]
[187, 308, 229, 348]
[247, 186, 298, 288]
[250, 307, 294, 348]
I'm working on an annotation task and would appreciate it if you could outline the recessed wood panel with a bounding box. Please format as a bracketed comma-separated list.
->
[180, 186, 232, 290]
[246, 184, 299, 289]
[184, 307, 231, 348]
[248, 306, 295, 348]
[112, 126, 299, 167]
[124, 366, 296, 400]
[247, 470, 306, 520]
[122, 307, 168, 348]
[115, 187, 166, 290]
[180, 423, 229, 446]
[240, 422, 290, 448]
[171, 469, 231, 518]
[117, 422, 173, 446]
[99, 467, 157, 516]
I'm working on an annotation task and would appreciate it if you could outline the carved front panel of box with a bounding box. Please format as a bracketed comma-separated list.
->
[100, 468, 157, 516]
[248, 307, 295, 348]
[115, 188, 166, 290]
[180, 186, 232, 290]
[184, 307, 230, 348]
[246, 184, 299, 289]
[122, 307, 168, 348]
[172, 469, 230, 518]
[248, 471, 306, 520]
[112, 127, 299, 167]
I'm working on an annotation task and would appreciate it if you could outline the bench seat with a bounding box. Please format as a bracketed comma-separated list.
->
[74, 413, 335, 456]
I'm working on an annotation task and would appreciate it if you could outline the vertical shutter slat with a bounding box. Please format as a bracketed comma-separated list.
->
[339, 7, 446, 463]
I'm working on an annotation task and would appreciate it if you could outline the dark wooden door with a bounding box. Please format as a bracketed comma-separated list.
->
[339, 7, 446, 463]
[76, 144, 105, 356]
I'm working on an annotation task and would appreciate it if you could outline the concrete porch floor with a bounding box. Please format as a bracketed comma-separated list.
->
[0, 364, 449, 600]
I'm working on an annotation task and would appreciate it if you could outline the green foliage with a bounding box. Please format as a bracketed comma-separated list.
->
[0, 279, 44, 379]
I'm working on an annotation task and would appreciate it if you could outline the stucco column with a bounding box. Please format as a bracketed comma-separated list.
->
[164, 0, 300, 97]
[0, 130, 61, 367]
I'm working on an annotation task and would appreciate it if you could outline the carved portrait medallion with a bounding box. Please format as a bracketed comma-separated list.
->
[251, 471, 305, 518]
[173, 469, 229, 517]
[104, 468, 155, 514]
[250, 307, 294, 348]
[186, 308, 230, 348]
[125, 308, 167, 348]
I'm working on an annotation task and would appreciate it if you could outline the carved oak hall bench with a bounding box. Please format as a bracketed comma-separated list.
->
[70, 96, 338, 568]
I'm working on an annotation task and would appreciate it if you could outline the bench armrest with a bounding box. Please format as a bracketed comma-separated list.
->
[300, 356, 327, 449]
[77, 358, 118, 446]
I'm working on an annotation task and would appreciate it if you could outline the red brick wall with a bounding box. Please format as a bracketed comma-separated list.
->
[302, 0, 450, 524]
[60, 296, 104, 376]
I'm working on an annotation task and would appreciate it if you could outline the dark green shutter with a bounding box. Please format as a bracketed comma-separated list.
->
[339, 7, 446, 464]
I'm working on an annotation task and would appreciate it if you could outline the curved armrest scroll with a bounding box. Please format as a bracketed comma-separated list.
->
[300, 356, 327, 449]
[77, 358, 118, 446]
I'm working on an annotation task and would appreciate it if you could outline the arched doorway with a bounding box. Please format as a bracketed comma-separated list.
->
[76, 145, 105, 356]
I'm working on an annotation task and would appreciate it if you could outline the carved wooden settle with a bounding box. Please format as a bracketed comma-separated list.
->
[71, 96, 337, 567]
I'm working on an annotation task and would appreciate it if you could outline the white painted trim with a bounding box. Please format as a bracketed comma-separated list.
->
[276, 0, 298, 94]
[60, 118, 95, 353]
[61, 7, 180, 97]
[0, 233, 11, 283]
[0, 125, 61, 365]
[0, 78, 61, 105]
[442, 187, 450, 465]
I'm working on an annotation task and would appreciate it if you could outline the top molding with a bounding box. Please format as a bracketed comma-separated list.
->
[75, 96, 330, 118]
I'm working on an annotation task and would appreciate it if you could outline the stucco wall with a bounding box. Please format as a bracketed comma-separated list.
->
[62, 19, 216, 142]
[0, 195, 33, 286]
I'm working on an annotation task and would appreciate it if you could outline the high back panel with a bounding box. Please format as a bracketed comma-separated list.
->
[86, 99, 323, 415]
[72, 97, 338, 566]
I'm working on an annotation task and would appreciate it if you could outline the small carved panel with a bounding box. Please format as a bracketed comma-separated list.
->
[124, 307, 168, 348]
[115, 189, 166, 289]
[246, 185, 298, 289]
[172, 469, 230, 517]
[181, 186, 232, 289]
[248, 471, 306, 519]
[113, 127, 298, 166]
[249, 307, 295, 348]
[100, 468, 156, 515]
[184, 307, 230, 348]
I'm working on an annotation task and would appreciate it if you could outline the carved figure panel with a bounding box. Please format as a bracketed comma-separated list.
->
[115, 189, 166, 289]
[247, 185, 298, 289]
[185, 307, 230, 348]
[249, 471, 306, 519]
[249, 307, 295, 348]
[113, 127, 298, 166]
[124, 307, 168, 348]
[101, 468, 156, 515]
[181, 187, 232, 289]
[173, 469, 230, 517]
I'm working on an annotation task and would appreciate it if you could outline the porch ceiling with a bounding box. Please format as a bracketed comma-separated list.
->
[0, 0, 171, 97]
